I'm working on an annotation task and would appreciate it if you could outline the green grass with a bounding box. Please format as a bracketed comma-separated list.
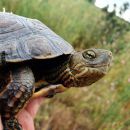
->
[0, 0, 130, 130]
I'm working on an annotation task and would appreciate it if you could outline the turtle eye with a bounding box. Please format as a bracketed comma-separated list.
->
[82, 50, 96, 59]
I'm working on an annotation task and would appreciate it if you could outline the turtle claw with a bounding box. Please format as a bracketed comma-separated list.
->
[2, 117, 22, 130]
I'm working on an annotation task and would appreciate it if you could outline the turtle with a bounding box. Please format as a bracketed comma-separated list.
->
[0, 12, 112, 130]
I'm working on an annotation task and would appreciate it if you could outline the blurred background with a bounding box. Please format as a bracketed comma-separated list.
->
[0, 0, 130, 130]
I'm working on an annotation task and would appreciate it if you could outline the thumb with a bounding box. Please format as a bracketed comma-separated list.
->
[25, 97, 43, 118]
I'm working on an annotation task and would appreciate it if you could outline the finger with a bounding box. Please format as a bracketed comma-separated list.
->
[17, 109, 35, 130]
[0, 116, 3, 130]
[25, 97, 43, 118]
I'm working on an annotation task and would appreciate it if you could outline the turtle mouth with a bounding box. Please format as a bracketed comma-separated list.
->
[75, 66, 106, 79]
[72, 63, 109, 76]
[73, 66, 106, 87]
[86, 62, 111, 68]
[88, 64, 110, 74]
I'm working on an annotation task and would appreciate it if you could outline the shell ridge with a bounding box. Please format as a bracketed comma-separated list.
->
[29, 20, 60, 54]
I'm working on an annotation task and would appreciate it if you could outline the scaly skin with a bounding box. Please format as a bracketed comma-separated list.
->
[0, 66, 35, 130]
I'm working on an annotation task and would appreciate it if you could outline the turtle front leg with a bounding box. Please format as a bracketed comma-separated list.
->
[0, 66, 35, 130]
[2, 117, 22, 130]
[33, 84, 67, 98]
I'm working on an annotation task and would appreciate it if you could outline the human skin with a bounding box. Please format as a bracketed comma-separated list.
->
[0, 97, 43, 130]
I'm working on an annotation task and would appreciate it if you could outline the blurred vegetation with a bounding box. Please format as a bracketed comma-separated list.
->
[0, 0, 130, 130]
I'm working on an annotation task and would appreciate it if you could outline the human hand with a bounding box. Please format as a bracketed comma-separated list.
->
[0, 116, 3, 130]
[0, 97, 43, 130]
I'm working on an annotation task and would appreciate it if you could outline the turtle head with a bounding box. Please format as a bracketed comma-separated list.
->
[69, 48, 112, 87]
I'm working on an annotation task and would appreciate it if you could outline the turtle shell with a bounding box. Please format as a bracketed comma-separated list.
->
[0, 12, 74, 63]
